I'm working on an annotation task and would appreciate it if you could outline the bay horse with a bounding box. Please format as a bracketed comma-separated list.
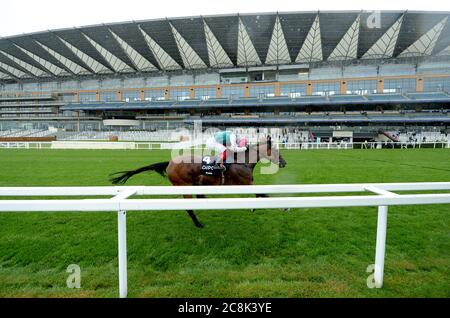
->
[110, 137, 287, 228]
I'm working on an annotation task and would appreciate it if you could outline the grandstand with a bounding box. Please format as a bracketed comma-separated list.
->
[0, 11, 449, 140]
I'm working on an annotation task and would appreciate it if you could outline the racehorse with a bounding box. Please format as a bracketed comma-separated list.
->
[110, 137, 287, 228]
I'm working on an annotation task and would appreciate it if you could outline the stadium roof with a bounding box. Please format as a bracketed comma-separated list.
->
[1, 11, 450, 82]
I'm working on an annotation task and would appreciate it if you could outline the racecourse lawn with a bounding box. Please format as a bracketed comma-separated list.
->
[0, 148, 449, 298]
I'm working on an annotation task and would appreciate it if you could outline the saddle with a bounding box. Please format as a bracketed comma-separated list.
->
[200, 156, 226, 176]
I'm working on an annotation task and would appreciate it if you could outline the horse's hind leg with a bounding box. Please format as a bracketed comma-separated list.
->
[184, 195, 204, 228]
[253, 194, 289, 212]
[252, 193, 268, 212]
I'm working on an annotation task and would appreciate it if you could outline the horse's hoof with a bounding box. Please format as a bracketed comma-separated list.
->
[251, 209, 255, 212]
[282, 208, 290, 213]
[195, 223, 205, 228]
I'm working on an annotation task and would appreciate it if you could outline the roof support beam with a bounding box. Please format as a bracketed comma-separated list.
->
[327, 14, 361, 61]
[265, 15, 291, 65]
[0, 50, 49, 77]
[399, 16, 448, 57]
[362, 14, 405, 59]
[170, 22, 207, 69]
[0, 61, 29, 78]
[82, 33, 134, 73]
[13, 43, 70, 76]
[0, 69, 13, 80]
[203, 19, 233, 68]
[437, 44, 450, 56]
[109, 29, 157, 72]
[58, 36, 112, 74]
[296, 14, 323, 63]
[138, 25, 181, 71]
[237, 17, 262, 67]
[35, 40, 91, 75]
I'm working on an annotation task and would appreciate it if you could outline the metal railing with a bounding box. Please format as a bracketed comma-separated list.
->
[1, 140, 449, 150]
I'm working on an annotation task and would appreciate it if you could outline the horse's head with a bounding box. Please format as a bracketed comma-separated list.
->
[260, 136, 286, 168]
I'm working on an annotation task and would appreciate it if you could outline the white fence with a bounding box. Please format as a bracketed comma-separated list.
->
[1, 182, 450, 298]
[0, 140, 449, 150]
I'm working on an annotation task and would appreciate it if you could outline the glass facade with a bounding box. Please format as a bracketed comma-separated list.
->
[312, 81, 340, 96]
[99, 91, 118, 102]
[383, 78, 416, 93]
[122, 90, 141, 102]
[194, 87, 216, 100]
[280, 83, 307, 97]
[346, 80, 377, 95]
[170, 88, 191, 100]
[249, 85, 275, 98]
[78, 92, 97, 102]
[144, 89, 165, 101]
[423, 77, 450, 92]
[61, 94, 76, 102]
[221, 86, 245, 98]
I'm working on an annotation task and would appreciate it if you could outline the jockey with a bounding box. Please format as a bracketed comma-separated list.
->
[206, 131, 248, 169]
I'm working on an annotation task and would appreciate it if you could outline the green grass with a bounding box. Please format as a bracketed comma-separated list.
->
[0, 148, 449, 297]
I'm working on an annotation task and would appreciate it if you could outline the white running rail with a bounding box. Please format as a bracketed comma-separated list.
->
[1, 182, 450, 298]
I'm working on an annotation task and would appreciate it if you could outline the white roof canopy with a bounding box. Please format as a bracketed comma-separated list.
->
[14, 43, 70, 76]
[328, 15, 361, 61]
[0, 61, 29, 78]
[296, 14, 323, 63]
[110, 29, 157, 72]
[437, 45, 450, 56]
[35, 40, 91, 75]
[362, 14, 404, 59]
[237, 18, 262, 67]
[0, 69, 13, 79]
[399, 16, 448, 57]
[0, 50, 49, 77]
[203, 20, 233, 68]
[139, 25, 181, 71]
[170, 23, 207, 69]
[58, 36, 112, 74]
[82, 33, 134, 73]
[265, 15, 291, 65]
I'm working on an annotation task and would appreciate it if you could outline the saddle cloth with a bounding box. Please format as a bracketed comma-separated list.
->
[200, 156, 224, 176]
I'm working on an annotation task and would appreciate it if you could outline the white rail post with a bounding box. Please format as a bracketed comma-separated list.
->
[118, 210, 128, 298]
[374, 205, 388, 288]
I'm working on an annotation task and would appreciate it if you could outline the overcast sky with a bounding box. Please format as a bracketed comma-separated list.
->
[2, 0, 450, 37]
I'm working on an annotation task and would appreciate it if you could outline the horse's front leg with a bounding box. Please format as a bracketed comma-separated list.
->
[253, 193, 290, 213]
[251, 193, 268, 212]
[184, 195, 204, 228]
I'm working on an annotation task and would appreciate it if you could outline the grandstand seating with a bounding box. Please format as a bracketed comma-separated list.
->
[61, 91, 450, 113]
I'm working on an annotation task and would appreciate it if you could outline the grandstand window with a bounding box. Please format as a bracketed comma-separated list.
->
[221, 86, 245, 98]
[423, 77, 450, 92]
[312, 81, 339, 96]
[61, 94, 75, 102]
[78, 92, 97, 102]
[280, 83, 307, 98]
[346, 80, 377, 95]
[383, 78, 416, 93]
[170, 88, 191, 101]
[194, 87, 216, 100]
[249, 85, 275, 98]
[122, 90, 141, 102]
[99, 91, 118, 102]
[144, 89, 165, 101]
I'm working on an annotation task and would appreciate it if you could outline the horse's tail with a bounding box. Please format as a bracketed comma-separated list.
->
[110, 161, 170, 185]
